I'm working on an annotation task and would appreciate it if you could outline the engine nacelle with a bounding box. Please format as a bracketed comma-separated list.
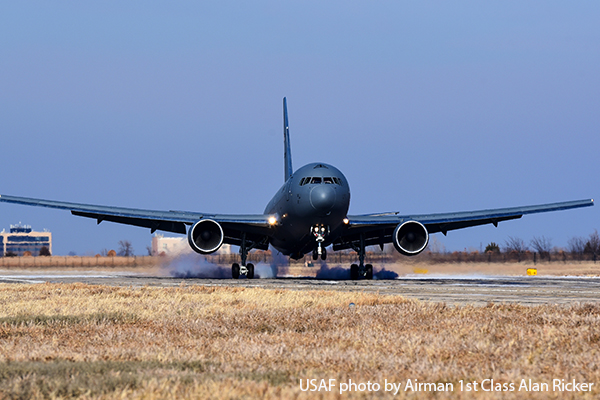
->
[393, 221, 429, 256]
[187, 219, 224, 254]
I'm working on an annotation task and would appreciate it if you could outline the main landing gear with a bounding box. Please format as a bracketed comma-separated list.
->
[232, 232, 255, 279]
[350, 233, 373, 280]
[231, 262, 254, 279]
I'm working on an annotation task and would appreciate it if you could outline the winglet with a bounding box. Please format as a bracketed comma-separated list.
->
[283, 97, 293, 181]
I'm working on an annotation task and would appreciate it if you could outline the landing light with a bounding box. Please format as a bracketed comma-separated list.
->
[343, 218, 349, 225]
[268, 216, 278, 226]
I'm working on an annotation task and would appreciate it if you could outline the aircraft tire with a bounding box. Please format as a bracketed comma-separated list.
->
[247, 263, 255, 279]
[350, 264, 359, 280]
[232, 263, 240, 279]
[366, 264, 373, 280]
[312, 249, 319, 261]
[321, 248, 327, 261]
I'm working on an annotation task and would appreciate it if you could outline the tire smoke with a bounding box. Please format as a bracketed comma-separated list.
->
[163, 253, 231, 279]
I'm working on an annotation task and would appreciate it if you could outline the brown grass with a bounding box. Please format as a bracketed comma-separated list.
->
[0, 283, 599, 399]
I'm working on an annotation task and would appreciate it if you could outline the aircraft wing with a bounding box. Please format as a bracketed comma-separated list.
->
[0, 194, 273, 249]
[333, 199, 594, 251]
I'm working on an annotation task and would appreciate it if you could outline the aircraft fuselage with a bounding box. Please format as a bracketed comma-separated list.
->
[264, 162, 350, 258]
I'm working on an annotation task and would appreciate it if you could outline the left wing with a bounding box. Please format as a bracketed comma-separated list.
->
[0, 194, 273, 249]
[333, 199, 594, 251]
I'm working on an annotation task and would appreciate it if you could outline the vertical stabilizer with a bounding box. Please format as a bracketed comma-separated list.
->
[283, 97, 293, 181]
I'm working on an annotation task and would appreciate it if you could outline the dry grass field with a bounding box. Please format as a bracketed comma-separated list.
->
[0, 283, 599, 399]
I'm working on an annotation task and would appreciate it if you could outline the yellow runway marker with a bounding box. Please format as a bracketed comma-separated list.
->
[527, 268, 537, 276]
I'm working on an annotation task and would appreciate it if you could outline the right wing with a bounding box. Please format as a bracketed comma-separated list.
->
[0, 194, 274, 249]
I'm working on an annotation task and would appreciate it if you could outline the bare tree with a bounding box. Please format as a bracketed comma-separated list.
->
[504, 236, 528, 252]
[504, 236, 528, 262]
[427, 236, 446, 254]
[567, 236, 586, 260]
[117, 240, 134, 257]
[530, 236, 552, 260]
[584, 230, 600, 257]
[39, 246, 51, 257]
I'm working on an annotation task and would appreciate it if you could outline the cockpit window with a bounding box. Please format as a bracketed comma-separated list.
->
[301, 176, 342, 185]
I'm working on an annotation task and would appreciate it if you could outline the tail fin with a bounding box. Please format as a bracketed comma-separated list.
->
[283, 97, 293, 181]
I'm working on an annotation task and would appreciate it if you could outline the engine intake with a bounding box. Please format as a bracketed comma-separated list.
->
[393, 221, 429, 256]
[188, 219, 224, 254]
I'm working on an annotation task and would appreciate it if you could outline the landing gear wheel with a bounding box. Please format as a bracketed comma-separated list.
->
[247, 263, 255, 279]
[312, 248, 319, 261]
[232, 263, 240, 279]
[350, 264, 359, 280]
[321, 248, 327, 261]
[365, 264, 373, 280]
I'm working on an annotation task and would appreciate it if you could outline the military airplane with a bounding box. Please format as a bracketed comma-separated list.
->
[0, 98, 594, 279]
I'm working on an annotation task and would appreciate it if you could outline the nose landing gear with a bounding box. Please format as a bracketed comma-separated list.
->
[312, 247, 327, 261]
[311, 224, 329, 261]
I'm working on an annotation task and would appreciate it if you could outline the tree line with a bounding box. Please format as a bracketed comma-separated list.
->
[420, 229, 600, 263]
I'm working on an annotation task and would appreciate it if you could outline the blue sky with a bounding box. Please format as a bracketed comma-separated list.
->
[1, 1, 598, 255]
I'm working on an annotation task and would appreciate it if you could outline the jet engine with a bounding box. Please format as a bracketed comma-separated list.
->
[392, 221, 429, 256]
[187, 219, 224, 254]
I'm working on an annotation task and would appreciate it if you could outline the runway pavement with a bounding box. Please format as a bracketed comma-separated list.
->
[1, 269, 599, 305]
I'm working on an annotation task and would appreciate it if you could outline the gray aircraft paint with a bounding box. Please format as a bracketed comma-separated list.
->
[264, 162, 350, 258]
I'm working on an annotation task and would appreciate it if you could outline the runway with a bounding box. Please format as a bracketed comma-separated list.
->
[1, 269, 599, 305]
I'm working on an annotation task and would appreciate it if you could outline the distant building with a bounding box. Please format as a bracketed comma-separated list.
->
[0, 224, 52, 257]
[151, 234, 231, 256]
[151, 234, 189, 256]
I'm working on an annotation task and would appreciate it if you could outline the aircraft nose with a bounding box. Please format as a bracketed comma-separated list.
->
[310, 185, 336, 212]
